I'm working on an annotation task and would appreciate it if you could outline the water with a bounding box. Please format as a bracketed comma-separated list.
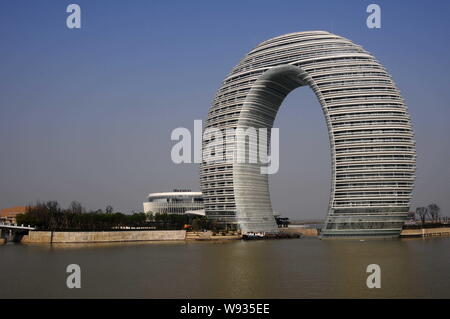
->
[1, 237, 449, 298]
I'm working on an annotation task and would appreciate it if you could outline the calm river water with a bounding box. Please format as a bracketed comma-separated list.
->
[1, 237, 449, 298]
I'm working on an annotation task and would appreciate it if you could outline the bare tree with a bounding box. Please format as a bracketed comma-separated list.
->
[70, 201, 84, 214]
[416, 207, 428, 225]
[428, 204, 440, 223]
[105, 205, 114, 214]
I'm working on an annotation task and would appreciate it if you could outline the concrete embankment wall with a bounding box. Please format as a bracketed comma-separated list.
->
[21, 230, 186, 243]
[400, 227, 450, 238]
[281, 227, 319, 237]
[284, 226, 450, 238]
[186, 231, 241, 240]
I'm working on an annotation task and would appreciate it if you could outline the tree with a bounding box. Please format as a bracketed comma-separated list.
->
[191, 218, 201, 231]
[428, 204, 440, 223]
[70, 201, 84, 214]
[105, 205, 114, 214]
[416, 207, 428, 225]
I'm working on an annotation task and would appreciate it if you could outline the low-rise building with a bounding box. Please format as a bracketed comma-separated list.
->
[143, 190, 204, 215]
[0, 206, 27, 224]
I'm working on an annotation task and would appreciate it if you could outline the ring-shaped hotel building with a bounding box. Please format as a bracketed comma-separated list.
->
[201, 31, 416, 238]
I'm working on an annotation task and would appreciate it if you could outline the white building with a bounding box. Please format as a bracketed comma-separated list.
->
[143, 190, 204, 215]
[201, 31, 416, 238]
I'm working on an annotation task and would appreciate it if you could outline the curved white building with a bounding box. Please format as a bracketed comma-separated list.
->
[201, 31, 416, 238]
[143, 190, 204, 215]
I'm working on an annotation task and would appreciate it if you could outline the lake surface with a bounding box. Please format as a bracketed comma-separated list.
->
[1, 237, 449, 298]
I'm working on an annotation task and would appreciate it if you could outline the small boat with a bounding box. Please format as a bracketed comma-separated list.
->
[242, 231, 302, 240]
[242, 232, 266, 240]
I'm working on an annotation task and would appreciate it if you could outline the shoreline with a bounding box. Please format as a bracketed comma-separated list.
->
[400, 227, 450, 238]
[21, 230, 186, 244]
[5, 226, 450, 245]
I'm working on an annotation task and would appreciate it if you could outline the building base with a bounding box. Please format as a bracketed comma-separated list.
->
[320, 229, 402, 239]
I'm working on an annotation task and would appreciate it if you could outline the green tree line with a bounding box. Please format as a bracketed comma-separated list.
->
[16, 201, 148, 231]
[16, 201, 216, 231]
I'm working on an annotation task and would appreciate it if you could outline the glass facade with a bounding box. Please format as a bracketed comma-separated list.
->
[143, 191, 204, 215]
[201, 31, 416, 238]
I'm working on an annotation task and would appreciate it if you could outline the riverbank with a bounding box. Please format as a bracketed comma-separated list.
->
[280, 226, 319, 237]
[18, 229, 305, 244]
[400, 227, 450, 238]
[16, 228, 315, 244]
[186, 231, 241, 241]
[21, 230, 186, 243]
[281, 226, 450, 239]
[19, 230, 243, 244]
[16, 226, 450, 244]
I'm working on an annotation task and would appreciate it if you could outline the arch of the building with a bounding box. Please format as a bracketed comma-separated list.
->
[201, 31, 415, 238]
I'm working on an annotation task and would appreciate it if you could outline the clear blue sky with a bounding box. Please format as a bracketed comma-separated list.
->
[1, 0, 449, 218]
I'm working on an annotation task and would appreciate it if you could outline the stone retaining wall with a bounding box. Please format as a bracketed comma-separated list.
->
[281, 227, 319, 237]
[21, 230, 186, 243]
[186, 231, 241, 240]
[400, 227, 450, 238]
